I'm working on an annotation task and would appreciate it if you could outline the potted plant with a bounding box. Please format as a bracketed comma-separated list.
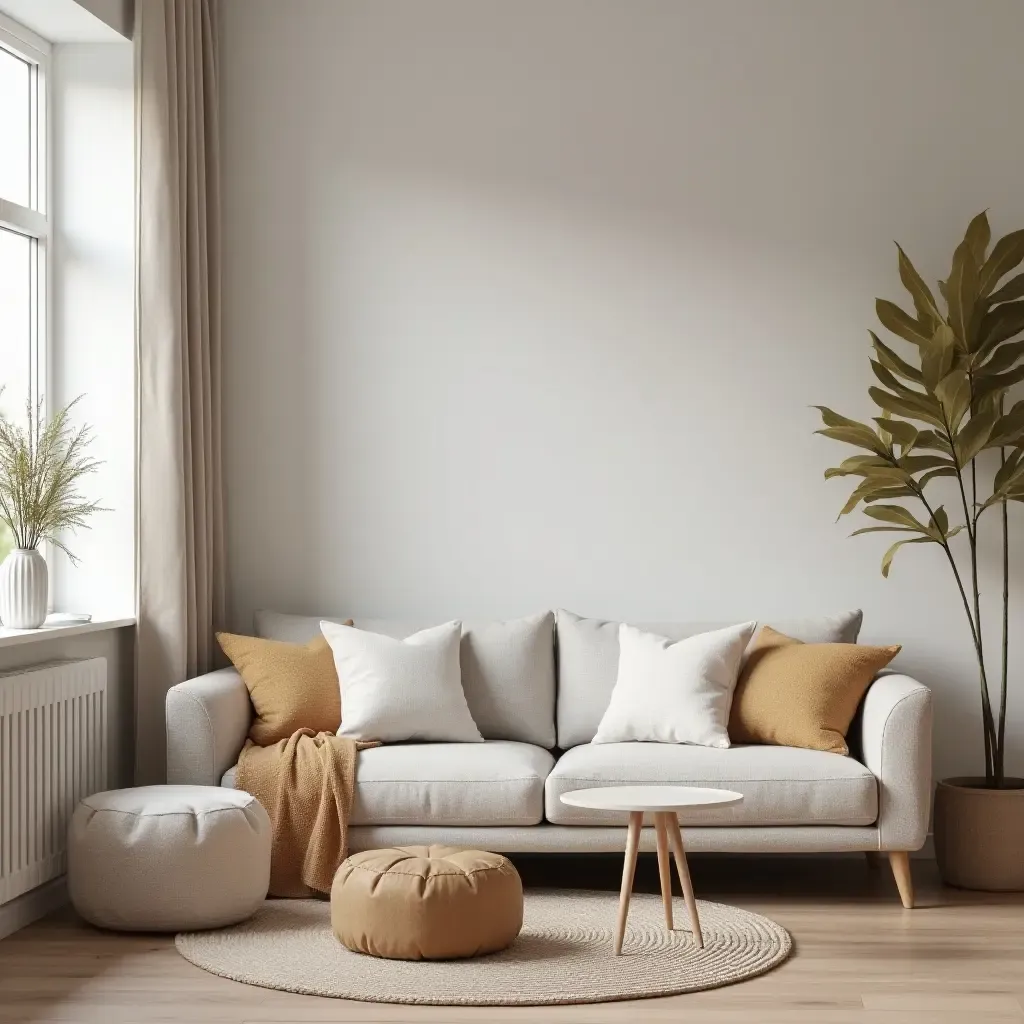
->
[0, 396, 103, 628]
[814, 212, 1024, 891]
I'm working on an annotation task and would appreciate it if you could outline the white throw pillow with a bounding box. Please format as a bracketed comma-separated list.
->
[592, 621, 757, 748]
[321, 620, 483, 743]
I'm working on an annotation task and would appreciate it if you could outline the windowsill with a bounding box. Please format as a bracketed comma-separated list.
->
[0, 615, 135, 649]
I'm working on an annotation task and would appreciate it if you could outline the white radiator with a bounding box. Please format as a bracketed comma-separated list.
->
[0, 658, 107, 906]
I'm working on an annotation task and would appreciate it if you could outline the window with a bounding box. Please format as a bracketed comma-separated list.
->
[0, 17, 46, 422]
[0, 16, 48, 561]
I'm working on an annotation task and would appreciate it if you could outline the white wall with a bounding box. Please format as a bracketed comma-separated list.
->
[51, 42, 136, 619]
[73, 0, 131, 39]
[219, 0, 1024, 782]
[0, 1, 126, 43]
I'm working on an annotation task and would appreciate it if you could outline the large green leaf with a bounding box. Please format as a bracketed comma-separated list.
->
[863, 485, 916, 502]
[934, 367, 972, 429]
[985, 399, 1024, 449]
[979, 228, 1024, 296]
[964, 211, 991, 266]
[876, 413, 892, 446]
[870, 360, 931, 403]
[920, 324, 958, 389]
[994, 448, 1024, 491]
[850, 525, 921, 537]
[977, 300, 1024, 354]
[898, 453, 955, 473]
[817, 427, 888, 453]
[981, 455, 1024, 510]
[823, 454, 891, 480]
[880, 535, 934, 578]
[913, 428, 954, 454]
[863, 504, 932, 532]
[868, 386, 945, 428]
[816, 406, 873, 431]
[897, 245, 942, 325]
[870, 331, 924, 384]
[997, 476, 1024, 504]
[930, 504, 949, 535]
[851, 522, 937, 589]
[987, 271, 1024, 306]
[831, 464, 906, 485]
[917, 465, 959, 489]
[873, 416, 918, 449]
[947, 239, 980, 349]
[954, 408, 999, 463]
[974, 362, 1024, 402]
[976, 338, 1024, 377]
[876, 299, 934, 348]
[814, 406, 889, 454]
[973, 389, 1003, 417]
[837, 476, 907, 516]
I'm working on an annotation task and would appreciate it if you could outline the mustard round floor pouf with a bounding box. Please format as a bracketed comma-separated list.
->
[331, 846, 523, 960]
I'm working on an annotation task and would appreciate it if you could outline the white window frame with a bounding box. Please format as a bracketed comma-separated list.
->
[0, 11, 50, 422]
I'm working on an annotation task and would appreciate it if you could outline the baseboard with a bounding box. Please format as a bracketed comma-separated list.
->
[0, 877, 68, 941]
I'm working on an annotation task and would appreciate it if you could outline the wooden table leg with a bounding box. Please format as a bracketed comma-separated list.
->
[888, 851, 915, 909]
[666, 813, 704, 948]
[654, 813, 674, 930]
[614, 811, 643, 955]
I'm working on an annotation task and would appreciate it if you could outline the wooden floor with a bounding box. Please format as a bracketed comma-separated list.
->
[1, 855, 1022, 1024]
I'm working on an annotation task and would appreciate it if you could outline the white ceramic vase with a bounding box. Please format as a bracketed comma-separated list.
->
[0, 548, 48, 628]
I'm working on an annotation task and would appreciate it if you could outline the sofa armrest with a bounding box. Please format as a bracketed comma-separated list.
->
[855, 673, 932, 851]
[166, 668, 252, 785]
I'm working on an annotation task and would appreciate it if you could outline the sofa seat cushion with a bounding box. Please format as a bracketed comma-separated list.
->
[224, 741, 554, 827]
[545, 742, 877, 826]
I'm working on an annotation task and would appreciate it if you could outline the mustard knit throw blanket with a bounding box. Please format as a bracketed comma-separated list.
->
[236, 729, 373, 897]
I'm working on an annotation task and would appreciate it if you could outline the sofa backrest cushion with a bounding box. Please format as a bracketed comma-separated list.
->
[554, 608, 864, 748]
[254, 610, 556, 748]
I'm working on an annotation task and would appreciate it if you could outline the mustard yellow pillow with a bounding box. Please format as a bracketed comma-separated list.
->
[217, 628, 351, 745]
[728, 626, 900, 755]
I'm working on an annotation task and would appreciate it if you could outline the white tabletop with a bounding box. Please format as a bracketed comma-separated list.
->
[560, 785, 744, 813]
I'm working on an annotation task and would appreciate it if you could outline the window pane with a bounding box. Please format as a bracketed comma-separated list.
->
[0, 227, 32, 424]
[0, 46, 30, 207]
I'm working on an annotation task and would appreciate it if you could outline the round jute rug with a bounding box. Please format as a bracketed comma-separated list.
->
[175, 890, 792, 1005]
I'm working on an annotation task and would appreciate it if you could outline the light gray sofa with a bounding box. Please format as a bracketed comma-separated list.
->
[166, 608, 932, 905]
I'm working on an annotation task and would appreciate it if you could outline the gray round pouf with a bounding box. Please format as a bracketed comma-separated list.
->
[69, 785, 271, 932]
[176, 890, 792, 1005]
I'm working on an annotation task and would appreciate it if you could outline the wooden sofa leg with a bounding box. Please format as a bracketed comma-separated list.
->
[888, 851, 914, 908]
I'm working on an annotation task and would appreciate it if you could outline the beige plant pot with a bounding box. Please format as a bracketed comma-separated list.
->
[934, 777, 1024, 891]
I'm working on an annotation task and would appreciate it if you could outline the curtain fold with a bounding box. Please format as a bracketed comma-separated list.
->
[136, 0, 225, 784]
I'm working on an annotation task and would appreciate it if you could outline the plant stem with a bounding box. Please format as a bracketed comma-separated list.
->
[971, 456, 980, 544]
[909, 468, 996, 779]
[998, 452, 1009, 788]
[969, 444, 996, 781]
[968, 512, 996, 782]
[945, 533, 995, 778]
[940, 410, 997, 783]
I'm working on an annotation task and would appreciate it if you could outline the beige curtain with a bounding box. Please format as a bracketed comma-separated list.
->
[135, 0, 225, 784]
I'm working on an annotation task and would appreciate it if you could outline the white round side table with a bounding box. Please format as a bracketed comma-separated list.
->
[560, 785, 743, 954]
